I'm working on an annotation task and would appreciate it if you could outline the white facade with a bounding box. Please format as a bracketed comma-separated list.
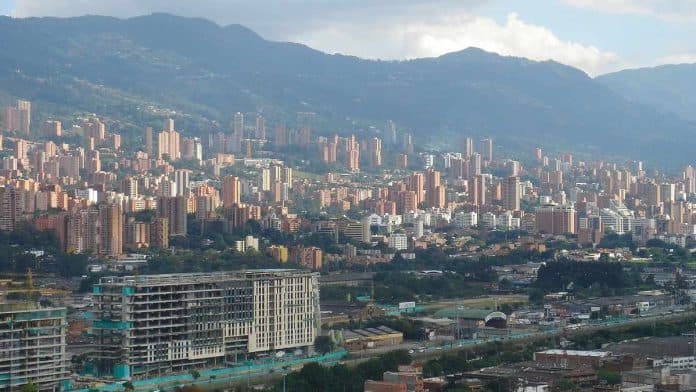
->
[75, 188, 99, 204]
[388, 233, 408, 251]
[173, 169, 190, 198]
[415, 219, 424, 239]
[454, 211, 477, 228]
[235, 235, 259, 252]
[93, 270, 320, 378]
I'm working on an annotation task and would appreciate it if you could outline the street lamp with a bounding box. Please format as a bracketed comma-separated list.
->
[282, 365, 290, 392]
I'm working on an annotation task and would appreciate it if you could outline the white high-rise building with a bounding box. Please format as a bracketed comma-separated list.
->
[480, 212, 497, 229]
[174, 169, 190, 198]
[454, 211, 478, 228]
[388, 233, 408, 251]
[92, 270, 320, 379]
[415, 218, 424, 239]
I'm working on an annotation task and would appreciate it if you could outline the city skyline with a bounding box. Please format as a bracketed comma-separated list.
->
[2, 4, 696, 392]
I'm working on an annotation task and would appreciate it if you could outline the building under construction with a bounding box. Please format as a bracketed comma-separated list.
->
[91, 269, 320, 379]
[0, 303, 69, 391]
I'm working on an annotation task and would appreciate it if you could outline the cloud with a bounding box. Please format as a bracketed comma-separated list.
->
[293, 12, 624, 75]
[11, 0, 623, 75]
[654, 53, 696, 65]
[561, 0, 696, 22]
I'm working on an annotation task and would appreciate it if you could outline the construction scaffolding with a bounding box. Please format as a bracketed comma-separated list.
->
[90, 269, 321, 380]
[0, 303, 69, 392]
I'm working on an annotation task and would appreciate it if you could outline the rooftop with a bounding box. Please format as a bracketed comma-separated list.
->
[537, 349, 610, 357]
[98, 269, 317, 286]
[605, 336, 695, 358]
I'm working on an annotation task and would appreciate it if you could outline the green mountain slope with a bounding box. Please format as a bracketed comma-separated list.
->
[0, 13, 694, 163]
[598, 63, 696, 123]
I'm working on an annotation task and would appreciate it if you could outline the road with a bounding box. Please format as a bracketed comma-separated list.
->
[342, 310, 695, 365]
[70, 310, 694, 391]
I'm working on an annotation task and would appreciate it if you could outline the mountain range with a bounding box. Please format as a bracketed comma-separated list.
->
[0, 13, 694, 165]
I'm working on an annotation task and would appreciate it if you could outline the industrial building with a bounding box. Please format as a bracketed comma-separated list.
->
[0, 303, 69, 391]
[91, 270, 320, 379]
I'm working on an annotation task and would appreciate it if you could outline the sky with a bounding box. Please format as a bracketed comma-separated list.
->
[2, 0, 696, 76]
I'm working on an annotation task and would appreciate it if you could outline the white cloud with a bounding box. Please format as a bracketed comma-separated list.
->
[10, 0, 624, 75]
[561, 0, 696, 22]
[294, 12, 624, 76]
[654, 53, 696, 66]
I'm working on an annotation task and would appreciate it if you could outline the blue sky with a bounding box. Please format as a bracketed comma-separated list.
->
[0, 0, 15, 16]
[3, 0, 696, 75]
[480, 0, 696, 70]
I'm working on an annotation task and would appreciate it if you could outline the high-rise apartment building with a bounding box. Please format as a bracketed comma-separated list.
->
[180, 137, 203, 161]
[425, 168, 441, 207]
[121, 177, 139, 198]
[255, 115, 266, 140]
[0, 186, 21, 232]
[1, 100, 31, 134]
[230, 112, 244, 153]
[502, 176, 521, 211]
[222, 175, 241, 207]
[369, 137, 382, 167]
[99, 203, 123, 258]
[408, 173, 424, 206]
[0, 303, 69, 391]
[15, 139, 28, 161]
[254, 167, 268, 192]
[320, 141, 337, 163]
[174, 169, 190, 198]
[157, 196, 187, 236]
[299, 126, 312, 146]
[464, 137, 474, 158]
[42, 120, 62, 137]
[157, 119, 181, 161]
[282, 167, 293, 188]
[65, 208, 99, 254]
[83, 117, 106, 143]
[345, 135, 360, 172]
[145, 126, 153, 155]
[387, 120, 397, 145]
[274, 124, 287, 147]
[660, 183, 676, 203]
[469, 174, 486, 206]
[469, 153, 482, 177]
[292, 247, 323, 269]
[536, 205, 576, 235]
[269, 164, 282, 184]
[149, 217, 169, 249]
[91, 270, 320, 379]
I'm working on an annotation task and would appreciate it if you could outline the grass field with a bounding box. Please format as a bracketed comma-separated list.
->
[421, 294, 529, 311]
[293, 170, 323, 181]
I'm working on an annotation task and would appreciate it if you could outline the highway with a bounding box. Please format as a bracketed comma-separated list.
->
[342, 309, 695, 364]
[70, 310, 694, 391]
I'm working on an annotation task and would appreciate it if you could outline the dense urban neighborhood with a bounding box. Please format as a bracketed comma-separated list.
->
[2, 7, 696, 392]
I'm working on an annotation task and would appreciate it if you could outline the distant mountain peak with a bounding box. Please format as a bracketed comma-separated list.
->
[0, 13, 692, 164]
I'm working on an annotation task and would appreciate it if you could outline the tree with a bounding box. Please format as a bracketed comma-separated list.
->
[177, 387, 205, 392]
[21, 382, 38, 392]
[123, 381, 134, 392]
[556, 379, 575, 390]
[598, 370, 621, 385]
[190, 370, 201, 380]
[314, 335, 335, 355]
